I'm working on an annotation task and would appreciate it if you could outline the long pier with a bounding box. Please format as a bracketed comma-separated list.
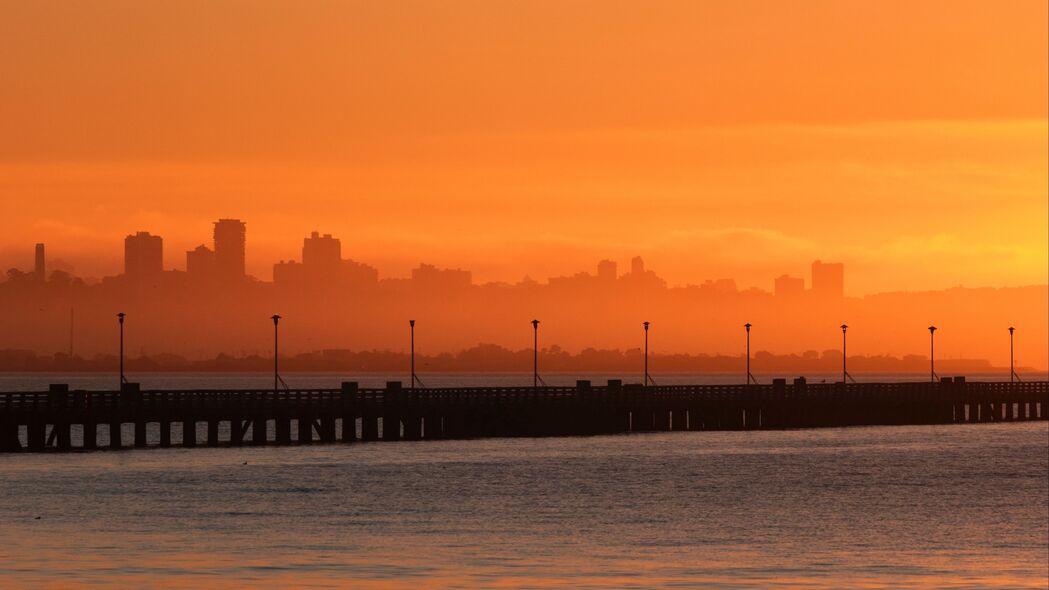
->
[1, 378, 1046, 452]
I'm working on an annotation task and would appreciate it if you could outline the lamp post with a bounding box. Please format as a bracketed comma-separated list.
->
[643, 321, 650, 387]
[117, 312, 126, 387]
[840, 324, 848, 384]
[409, 319, 417, 390]
[272, 314, 281, 393]
[532, 319, 540, 389]
[744, 323, 753, 385]
[1008, 326, 1015, 383]
[928, 325, 937, 383]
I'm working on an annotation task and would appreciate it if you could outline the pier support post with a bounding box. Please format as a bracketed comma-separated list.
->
[0, 422, 20, 451]
[109, 422, 123, 449]
[158, 421, 171, 447]
[182, 420, 196, 447]
[297, 417, 312, 444]
[275, 417, 291, 444]
[251, 418, 267, 445]
[229, 419, 243, 446]
[83, 422, 97, 449]
[402, 415, 422, 440]
[340, 382, 358, 442]
[55, 422, 71, 450]
[383, 382, 403, 441]
[207, 420, 219, 446]
[134, 421, 147, 448]
[671, 410, 687, 431]
[319, 417, 336, 443]
[362, 414, 379, 441]
[27, 422, 46, 451]
[423, 414, 442, 439]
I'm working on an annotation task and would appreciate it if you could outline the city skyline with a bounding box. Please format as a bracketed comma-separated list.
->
[2, 229, 1044, 370]
[8, 220, 1038, 300]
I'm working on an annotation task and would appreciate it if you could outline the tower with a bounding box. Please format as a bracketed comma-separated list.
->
[213, 219, 246, 280]
[811, 260, 844, 298]
[124, 232, 163, 277]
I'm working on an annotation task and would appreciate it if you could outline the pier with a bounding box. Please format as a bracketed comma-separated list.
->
[1, 378, 1046, 452]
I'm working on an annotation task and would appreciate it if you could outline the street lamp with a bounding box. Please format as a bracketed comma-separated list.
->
[928, 325, 937, 383]
[272, 314, 282, 393]
[643, 321, 650, 387]
[409, 319, 418, 389]
[1008, 326, 1018, 383]
[532, 319, 540, 389]
[117, 312, 126, 388]
[840, 324, 848, 384]
[744, 323, 754, 385]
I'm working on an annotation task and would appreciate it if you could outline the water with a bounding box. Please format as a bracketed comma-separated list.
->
[1, 422, 1046, 588]
[2, 373, 1047, 587]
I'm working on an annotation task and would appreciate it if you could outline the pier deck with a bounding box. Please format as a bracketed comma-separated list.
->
[1, 378, 1045, 451]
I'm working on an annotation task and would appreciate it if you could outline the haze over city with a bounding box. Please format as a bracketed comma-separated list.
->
[2, 222, 1045, 371]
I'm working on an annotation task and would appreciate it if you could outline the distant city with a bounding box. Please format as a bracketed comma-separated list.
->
[1, 219, 1045, 372]
[13, 218, 845, 298]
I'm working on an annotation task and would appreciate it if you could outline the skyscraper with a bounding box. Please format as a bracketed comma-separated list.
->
[631, 256, 645, 275]
[302, 232, 341, 270]
[811, 260, 844, 298]
[213, 219, 246, 280]
[597, 259, 617, 282]
[124, 232, 163, 277]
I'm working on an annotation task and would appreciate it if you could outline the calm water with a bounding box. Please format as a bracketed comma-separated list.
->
[1, 373, 1047, 588]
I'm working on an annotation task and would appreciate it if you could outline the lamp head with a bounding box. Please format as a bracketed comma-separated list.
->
[409, 319, 415, 327]
[1008, 326, 1014, 334]
[744, 322, 751, 331]
[643, 321, 649, 330]
[840, 324, 848, 332]
[272, 314, 281, 325]
[531, 319, 539, 329]
[928, 325, 936, 333]
[117, 312, 125, 323]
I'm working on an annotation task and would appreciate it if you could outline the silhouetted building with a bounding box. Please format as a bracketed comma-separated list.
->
[775, 274, 805, 298]
[811, 260, 844, 298]
[342, 259, 379, 285]
[303, 231, 341, 275]
[186, 245, 216, 278]
[124, 232, 163, 277]
[702, 278, 738, 294]
[34, 243, 45, 281]
[631, 256, 645, 275]
[411, 264, 471, 289]
[597, 259, 617, 282]
[214, 219, 246, 279]
[273, 259, 305, 285]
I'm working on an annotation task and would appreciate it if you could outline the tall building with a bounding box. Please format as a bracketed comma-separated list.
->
[124, 232, 163, 277]
[811, 260, 844, 298]
[213, 219, 246, 279]
[34, 243, 45, 281]
[302, 232, 341, 273]
[186, 245, 215, 277]
[631, 256, 645, 275]
[597, 259, 617, 281]
[774, 274, 805, 298]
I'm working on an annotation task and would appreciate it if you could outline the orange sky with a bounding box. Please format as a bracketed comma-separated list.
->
[1, 0, 1046, 294]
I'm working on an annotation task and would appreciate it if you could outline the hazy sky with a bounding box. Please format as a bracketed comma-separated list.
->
[1, 0, 1046, 293]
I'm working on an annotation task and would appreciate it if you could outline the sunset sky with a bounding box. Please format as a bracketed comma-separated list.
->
[1, 0, 1046, 294]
